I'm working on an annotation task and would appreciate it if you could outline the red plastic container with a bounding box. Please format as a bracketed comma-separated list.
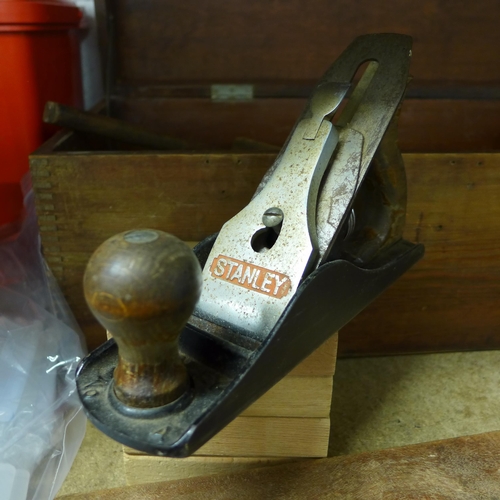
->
[0, 0, 82, 226]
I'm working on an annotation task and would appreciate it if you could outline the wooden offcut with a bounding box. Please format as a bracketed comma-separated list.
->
[241, 376, 333, 418]
[123, 455, 303, 486]
[125, 417, 331, 458]
[123, 334, 337, 482]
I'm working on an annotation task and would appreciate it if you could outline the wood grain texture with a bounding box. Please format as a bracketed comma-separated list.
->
[289, 334, 337, 377]
[341, 153, 500, 355]
[105, 330, 337, 378]
[107, 0, 500, 87]
[125, 417, 330, 458]
[123, 339, 335, 476]
[30, 153, 500, 355]
[123, 455, 303, 486]
[241, 376, 333, 418]
[60, 431, 500, 499]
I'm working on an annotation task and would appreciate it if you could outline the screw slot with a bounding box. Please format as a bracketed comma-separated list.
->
[262, 207, 284, 229]
[252, 208, 284, 253]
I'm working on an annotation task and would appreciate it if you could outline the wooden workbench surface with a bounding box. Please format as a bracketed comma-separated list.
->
[57, 349, 500, 497]
[60, 430, 500, 499]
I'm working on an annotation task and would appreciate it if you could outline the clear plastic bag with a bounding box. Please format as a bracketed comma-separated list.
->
[0, 176, 87, 500]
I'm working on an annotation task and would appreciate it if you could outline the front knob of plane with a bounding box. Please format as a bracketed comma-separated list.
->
[83, 229, 202, 408]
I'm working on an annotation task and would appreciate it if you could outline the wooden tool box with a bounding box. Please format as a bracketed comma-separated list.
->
[30, 0, 500, 356]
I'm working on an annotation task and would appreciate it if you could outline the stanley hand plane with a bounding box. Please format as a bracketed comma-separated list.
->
[76, 33, 424, 457]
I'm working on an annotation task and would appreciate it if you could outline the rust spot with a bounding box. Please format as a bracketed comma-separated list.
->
[114, 357, 187, 408]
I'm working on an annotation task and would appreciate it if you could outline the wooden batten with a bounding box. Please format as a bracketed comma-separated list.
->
[124, 416, 330, 458]
[123, 455, 305, 486]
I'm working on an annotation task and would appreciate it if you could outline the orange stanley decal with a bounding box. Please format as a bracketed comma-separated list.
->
[209, 255, 291, 299]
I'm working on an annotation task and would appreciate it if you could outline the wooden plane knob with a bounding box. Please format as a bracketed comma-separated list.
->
[83, 229, 202, 408]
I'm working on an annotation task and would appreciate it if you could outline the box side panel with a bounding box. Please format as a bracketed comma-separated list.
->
[30, 153, 500, 355]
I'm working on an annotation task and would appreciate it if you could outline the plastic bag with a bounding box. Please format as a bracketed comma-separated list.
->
[0, 175, 87, 500]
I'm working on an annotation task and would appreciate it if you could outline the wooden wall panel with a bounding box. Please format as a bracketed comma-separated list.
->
[109, 0, 500, 89]
[30, 151, 500, 354]
[114, 98, 500, 153]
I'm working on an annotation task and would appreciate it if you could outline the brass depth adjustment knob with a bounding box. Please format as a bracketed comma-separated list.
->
[83, 229, 202, 409]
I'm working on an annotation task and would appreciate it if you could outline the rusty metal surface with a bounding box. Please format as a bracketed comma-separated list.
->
[195, 34, 412, 339]
[195, 116, 342, 339]
[43, 101, 189, 150]
[340, 113, 408, 265]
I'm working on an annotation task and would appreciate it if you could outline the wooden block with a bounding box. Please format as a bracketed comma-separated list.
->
[120, 333, 335, 486]
[125, 416, 330, 458]
[122, 341, 335, 483]
[289, 333, 337, 377]
[197, 417, 330, 457]
[123, 455, 303, 486]
[241, 376, 332, 418]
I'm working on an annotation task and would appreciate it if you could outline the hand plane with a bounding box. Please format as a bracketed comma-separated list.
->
[76, 33, 424, 457]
